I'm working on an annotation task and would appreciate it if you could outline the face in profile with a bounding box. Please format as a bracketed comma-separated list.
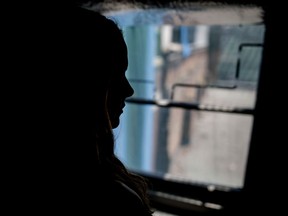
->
[106, 35, 134, 129]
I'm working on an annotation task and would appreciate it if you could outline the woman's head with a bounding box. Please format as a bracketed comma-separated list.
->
[60, 7, 134, 129]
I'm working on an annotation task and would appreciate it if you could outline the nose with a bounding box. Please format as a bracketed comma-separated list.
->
[125, 77, 134, 98]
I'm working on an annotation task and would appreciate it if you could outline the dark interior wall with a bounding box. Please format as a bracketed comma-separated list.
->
[242, 3, 286, 215]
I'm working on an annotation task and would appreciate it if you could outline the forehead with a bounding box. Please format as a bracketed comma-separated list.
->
[113, 36, 128, 72]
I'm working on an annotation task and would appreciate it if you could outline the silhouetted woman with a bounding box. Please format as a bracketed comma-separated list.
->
[48, 5, 154, 216]
[5, 3, 153, 215]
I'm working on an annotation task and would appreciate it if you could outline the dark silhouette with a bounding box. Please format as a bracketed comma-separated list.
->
[4, 3, 153, 215]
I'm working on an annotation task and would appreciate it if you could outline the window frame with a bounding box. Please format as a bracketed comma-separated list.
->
[91, 1, 281, 215]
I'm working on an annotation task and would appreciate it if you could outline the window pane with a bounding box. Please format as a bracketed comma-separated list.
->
[110, 8, 264, 189]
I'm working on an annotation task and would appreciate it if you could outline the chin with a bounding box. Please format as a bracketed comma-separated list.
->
[111, 119, 120, 129]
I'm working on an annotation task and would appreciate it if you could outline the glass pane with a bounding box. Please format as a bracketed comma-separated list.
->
[109, 8, 264, 189]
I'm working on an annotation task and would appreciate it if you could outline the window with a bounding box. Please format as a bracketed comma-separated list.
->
[92, 2, 265, 214]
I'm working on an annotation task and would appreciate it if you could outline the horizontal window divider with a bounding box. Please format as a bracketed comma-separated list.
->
[126, 98, 254, 115]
